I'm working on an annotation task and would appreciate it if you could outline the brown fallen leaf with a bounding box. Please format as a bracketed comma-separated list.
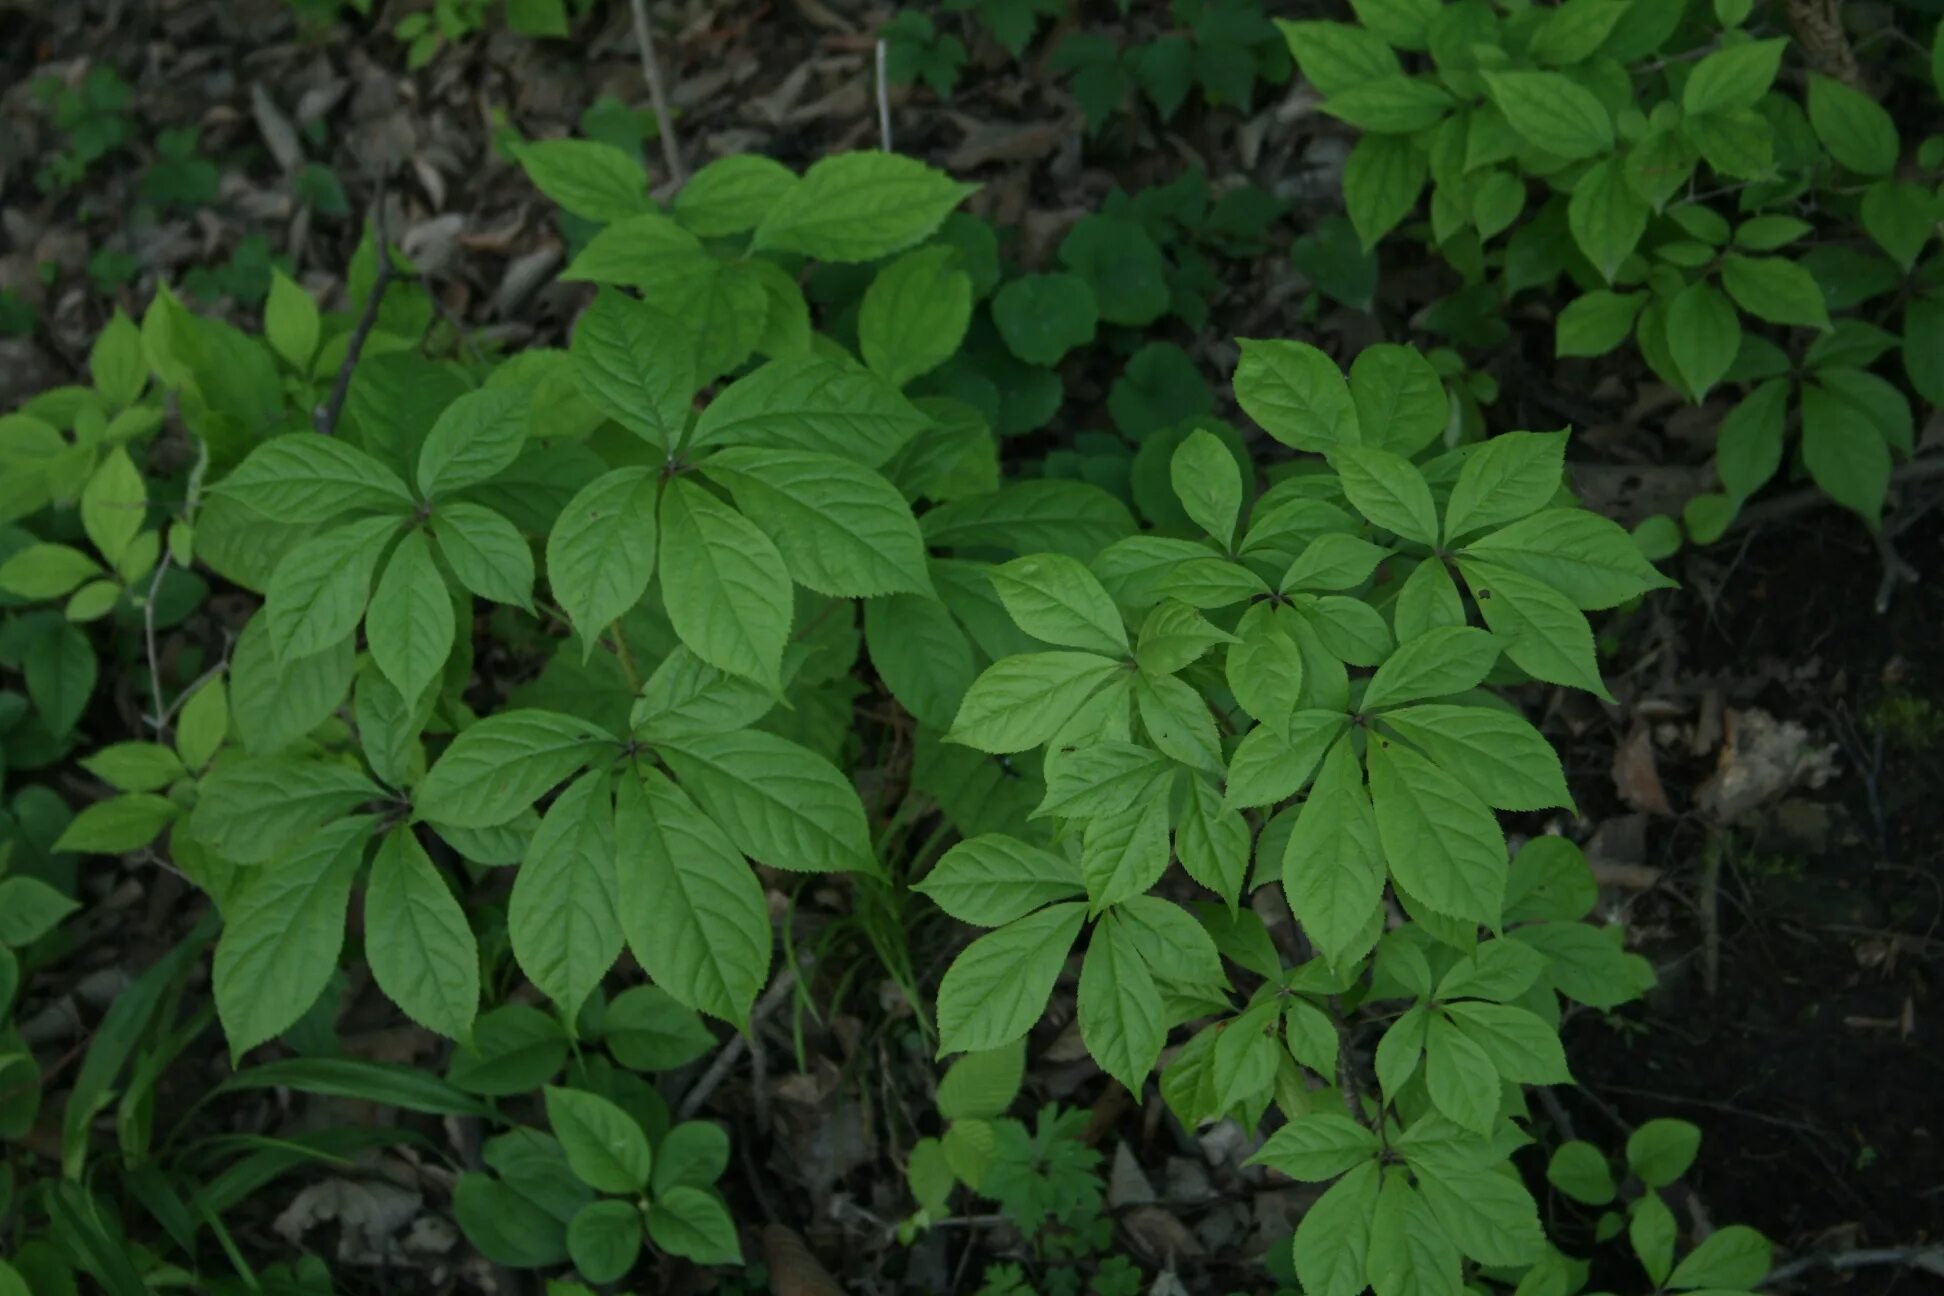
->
[1613, 722, 1673, 815]
[764, 1224, 847, 1296]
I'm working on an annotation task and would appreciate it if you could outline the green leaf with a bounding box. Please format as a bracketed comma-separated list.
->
[1077, 910, 1166, 1089]
[1277, 19, 1402, 96]
[948, 652, 1122, 753]
[859, 246, 973, 387]
[1135, 600, 1237, 676]
[1363, 626, 1501, 710]
[365, 829, 478, 1042]
[567, 1200, 642, 1284]
[1444, 1000, 1569, 1082]
[689, 356, 928, 467]
[52, 794, 178, 855]
[1282, 739, 1386, 966]
[262, 514, 401, 662]
[1249, 1113, 1379, 1180]
[1664, 282, 1741, 399]
[864, 593, 975, 728]
[213, 816, 372, 1057]
[1529, 0, 1631, 63]
[0, 543, 103, 600]
[221, 1056, 489, 1116]
[1170, 427, 1244, 546]
[1380, 705, 1572, 812]
[571, 289, 696, 450]
[265, 270, 320, 369]
[1860, 180, 1936, 269]
[1435, 939, 1545, 1002]
[545, 1085, 652, 1193]
[191, 755, 380, 864]
[1176, 776, 1249, 908]
[936, 902, 1086, 1055]
[656, 726, 878, 876]
[1426, 1010, 1503, 1134]
[614, 768, 769, 1027]
[0, 876, 79, 945]
[1393, 557, 1465, 642]
[1547, 1141, 1617, 1205]
[432, 501, 535, 610]
[227, 616, 351, 756]
[1322, 76, 1455, 132]
[516, 139, 650, 223]
[366, 529, 455, 706]
[1225, 710, 1345, 809]
[652, 1121, 731, 1194]
[1556, 290, 1645, 358]
[1294, 1160, 1380, 1296]
[1801, 380, 1891, 525]
[1463, 509, 1675, 608]
[216, 435, 414, 523]
[1081, 795, 1173, 912]
[1412, 1160, 1545, 1265]
[511, 772, 622, 1020]
[675, 154, 798, 237]
[1631, 1189, 1678, 1285]
[1330, 445, 1438, 544]
[703, 448, 930, 597]
[1457, 558, 1610, 699]
[1367, 1173, 1465, 1296]
[1350, 0, 1439, 48]
[416, 387, 531, 499]
[1568, 158, 1648, 283]
[1350, 343, 1447, 456]
[937, 1040, 1027, 1121]
[1058, 215, 1171, 326]
[1344, 134, 1428, 251]
[922, 480, 1136, 559]
[1682, 38, 1785, 114]
[23, 619, 97, 738]
[79, 741, 184, 793]
[658, 477, 791, 690]
[915, 834, 1084, 927]
[1133, 671, 1221, 771]
[645, 1186, 742, 1265]
[1483, 71, 1613, 159]
[753, 151, 974, 262]
[90, 308, 147, 407]
[992, 272, 1098, 366]
[1719, 254, 1830, 330]
[453, 1173, 569, 1267]
[1669, 1224, 1772, 1290]
[1368, 737, 1506, 926]
[604, 986, 715, 1072]
[1444, 431, 1565, 543]
[448, 1004, 569, 1096]
[418, 709, 610, 828]
[80, 447, 145, 565]
[1234, 339, 1359, 452]
[1626, 1117, 1701, 1187]
[546, 466, 659, 651]
[1806, 72, 1898, 175]
[1282, 533, 1390, 593]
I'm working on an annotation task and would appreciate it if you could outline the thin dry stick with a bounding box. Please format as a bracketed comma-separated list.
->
[876, 39, 894, 151]
[314, 182, 394, 436]
[675, 967, 800, 1120]
[628, 0, 685, 186]
[141, 552, 173, 737]
[1766, 1244, 1944, 1286]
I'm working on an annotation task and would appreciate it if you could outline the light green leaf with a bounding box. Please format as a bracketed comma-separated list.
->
[675, 154, 798, 237]
[0, 876, 80, 945]
[510, 772, 622, 1020]
[366, 828, 479, 1041]
[1171, 427, 1244, 546]
[417, 709, 610, 828]
[547, 467, 659, 651]
[656, 726, 878, 876]
[516, 139, 651, 223]
[1483, 70, 1613, 159]
[1282, 739, 1386, 966]
[916, 834, 1085, 926]
[1323, 76, 1455, 132]
[1134, 672, 1222, 772]
[1665, 282, 1741, 399]
[1350, 343, 1447, 455]
[1457, 557, 1611, 699]
[753, 151, 975, 262]
[1393, 557, 1465, 642]
[571, 289, 696, 450]
[1363, 626, 1501, 710]
[1547, 1141, 1618, 1205]
[80, 447, 146, 565]
[0, 543, 103, 600]
[1344, 133, 1428, 251]
[432, 501, 535, 610]
[1077, 910, 1166, 1089]
[1135, 600, 1237, 676]
[1444, 1000, 1569, 1082]
[545, 1084, 652, 1193]
[90, 308, 147, 406]
[604, 986, 716, 1072]
[859, 246, 974, 387]
[1444, 432, 1565, 543]
[416, 387, 532, 499]
[1367, 1172, 1465, 1296]
[1720, 254, 1830, 330]
[191, 755, 380, 864]
[1568, 158, 1648, 283]
[922, 479, 1136, 559]
[1234, 339, 1359, 452]
[367, 529, 455, 706]
[948, 652, 1122, 753]
[615, 768, 769, 1027]
[1081, 795, 1173, 912]
[646, 1186, 742, 1266]
[1626, 1117, 1701, 1187]
[1330, 445, 1438, 544]
[863, 593, 975, 728]
[567, 1200, 642, 1284]
[1379, 704, 1572, 812]
[1116, 894, 1226, 986]
[1412, 1161, 1545, 1265]
[1463, 509, 1675, 608]
[266, 270, 320, 369]
[1277, 19, 1402, 95]
[1249, 1112, 1379, 1181]
[1669, 1225, 1772, 1290]
[703, 447, 931, 597]
[1556, 290, 1646, 358]
[1224, 710, 1345, 809]
[215, 435, 414, 523]
[213, 816, 373, 1057]
[1281, 533, 1391, 593]
[1368, 736, 1507, 926]
[659, 476, 792, 691]
[1294, 1160, 1380, 1296]
[262, 514, 401, 662]
[688, 355, 929, 467]
[988, 553, 1128, 654]
[936, 902, 1086, 1055]
[1176, 775, 1249, 908]
[1682, 38, 1786, 114]
[51, 795, 177, 856]
[1631, 1188, 1678, 1285]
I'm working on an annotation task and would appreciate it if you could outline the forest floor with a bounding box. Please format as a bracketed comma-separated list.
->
[2, 1, 1940, 1292]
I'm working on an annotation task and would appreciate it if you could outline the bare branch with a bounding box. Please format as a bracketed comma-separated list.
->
[314, 180, 394, 436]
[628, 0, 686, 186]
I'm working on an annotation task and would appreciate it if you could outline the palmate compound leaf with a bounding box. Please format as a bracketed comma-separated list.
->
[366, 828, 480, 1042]
[1367, 735, 1508, 927]
[701, 447, 931, 597]
[615, 767, 770, 1028]
[509, 771, 623, 1021]
[417, 710, 614, 829]
[936, 902, 1087, 1055]
[213, 815, 375, 1058]
[1076, 910, 1167, 1091]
